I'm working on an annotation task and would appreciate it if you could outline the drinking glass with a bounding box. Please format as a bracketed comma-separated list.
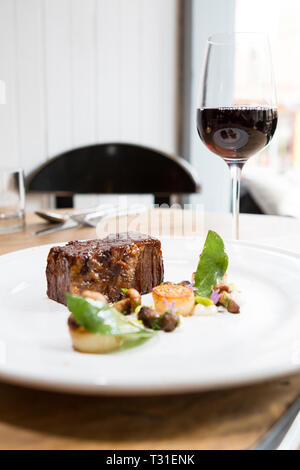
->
[0, 168, 25, 233]
[197, 33, 277, 239]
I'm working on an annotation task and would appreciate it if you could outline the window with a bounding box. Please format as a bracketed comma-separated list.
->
[236, 0, 300, 171]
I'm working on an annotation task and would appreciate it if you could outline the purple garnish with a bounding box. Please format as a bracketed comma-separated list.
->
[210, 289, 221, 305]
[170, 301, 176, 315]
[184, 282, 194, 290]
[185, 281, 198, 292]
[163, 299, 177, 315]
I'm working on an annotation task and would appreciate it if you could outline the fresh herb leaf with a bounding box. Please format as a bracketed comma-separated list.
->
[194, 231, 228, 298]
[194, 296, 213, 306]
[66, 294, 111, 334]
[151, 318, 162, 330]
[134, 304, 142, 315]
[222, 295, 230, 309]
[121, 288, 128, 296]
[66, 293, 155, 342]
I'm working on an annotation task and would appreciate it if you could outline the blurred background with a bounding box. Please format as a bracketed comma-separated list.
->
[0, 0, 299, 215]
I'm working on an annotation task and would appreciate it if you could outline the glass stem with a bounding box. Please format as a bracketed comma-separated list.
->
[230, 163, 243, 241]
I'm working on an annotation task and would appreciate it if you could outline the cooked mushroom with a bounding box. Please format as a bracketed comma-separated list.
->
[81, 290, 107, 303]
[215, 284, 231, 293]
[138, 306, 179, 332]
[159, 312, 179, 332]
[113, 288, 142, 314]
[126, 288, 141, 312]
[218, 293, 240, 314]
[113, 298, 131, 314]
[138, 306, 160, 329]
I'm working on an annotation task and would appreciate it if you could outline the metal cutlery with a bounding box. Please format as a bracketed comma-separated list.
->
[252, 394, 300, 450]
[35, 205, 112, 224]
[34, 206, 147, 235]
[35, 210, 68, 224]
[33, 219, 79, 235]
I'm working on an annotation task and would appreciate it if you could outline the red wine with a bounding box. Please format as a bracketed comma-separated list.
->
[197, 106, 277, 162]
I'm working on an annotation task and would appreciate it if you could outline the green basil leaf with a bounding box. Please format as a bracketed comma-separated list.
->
[194, 230, 229, 298]
[66, 293, 155, 342]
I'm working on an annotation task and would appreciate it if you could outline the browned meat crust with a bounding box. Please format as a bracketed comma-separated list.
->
[46, 232, 164, 305]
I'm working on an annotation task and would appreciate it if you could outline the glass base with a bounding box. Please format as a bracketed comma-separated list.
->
[0, 211, 25, 234]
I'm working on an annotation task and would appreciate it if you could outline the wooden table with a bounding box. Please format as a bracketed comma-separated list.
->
[0, 210, 300, 450]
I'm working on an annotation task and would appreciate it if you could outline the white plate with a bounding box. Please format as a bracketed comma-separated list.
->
[0, 238, 299, 395]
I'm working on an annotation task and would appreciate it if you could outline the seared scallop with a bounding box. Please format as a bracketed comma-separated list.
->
[152, 283, 195, 316]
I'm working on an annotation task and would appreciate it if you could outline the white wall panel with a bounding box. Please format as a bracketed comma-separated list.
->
[140, 0, 177, 153]
[44, 0, 72, 157]
[15, 0, 46, 173]
[0, 0, 19, 169]
[0, 0, 178, 209]
[71, 0, 97, 147]
[96, 0, 122, 141]
[119, 0, 141, 142]
[139, 0, 163, 149]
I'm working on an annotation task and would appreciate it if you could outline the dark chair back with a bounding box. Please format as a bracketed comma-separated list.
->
[27, 143, 200, 207]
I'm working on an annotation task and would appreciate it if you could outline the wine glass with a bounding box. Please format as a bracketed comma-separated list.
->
[197, 33, 277, 239]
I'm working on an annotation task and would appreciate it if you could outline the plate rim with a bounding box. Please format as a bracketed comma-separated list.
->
[0, 359, 299, 396]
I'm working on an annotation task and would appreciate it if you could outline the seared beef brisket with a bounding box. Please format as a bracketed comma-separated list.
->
[46, 232, 164, 305]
